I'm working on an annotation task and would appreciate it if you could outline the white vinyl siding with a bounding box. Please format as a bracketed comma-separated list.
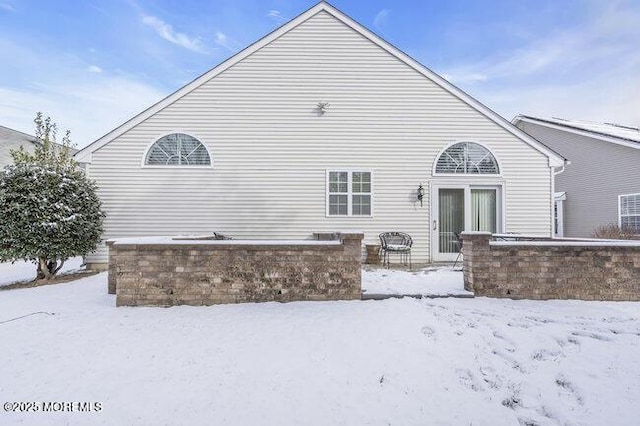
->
[619, 194, 640, 233]
[83, 10, 553, 265]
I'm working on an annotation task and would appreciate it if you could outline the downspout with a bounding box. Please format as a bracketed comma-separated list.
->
[550, 159, 570, 237]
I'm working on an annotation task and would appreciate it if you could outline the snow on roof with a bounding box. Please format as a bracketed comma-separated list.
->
[517, 116, 640, 145]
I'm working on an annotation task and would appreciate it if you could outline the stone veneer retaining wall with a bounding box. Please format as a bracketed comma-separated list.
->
[108, 232, 363, 306]
[461, 232, 640, 300]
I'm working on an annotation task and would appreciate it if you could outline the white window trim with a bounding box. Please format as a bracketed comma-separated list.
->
[141, 131, 214, 168]
[431, 140, 502, 177]
[618, 193, 640, 234]
[429, 181, 505, 262]
[325, 169, 374, 218]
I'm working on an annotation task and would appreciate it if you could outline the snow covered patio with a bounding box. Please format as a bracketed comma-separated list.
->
[361, 266, 474, 299]
[1, 271, 639, 425]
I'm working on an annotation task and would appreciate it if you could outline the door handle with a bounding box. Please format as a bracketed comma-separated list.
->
[433, 220, 437, 230]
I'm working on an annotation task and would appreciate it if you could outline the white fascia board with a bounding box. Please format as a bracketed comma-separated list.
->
[513, 116, 640, 152]
[76, 1, 565, 169]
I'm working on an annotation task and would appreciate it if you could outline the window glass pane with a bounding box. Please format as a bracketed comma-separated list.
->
[439, 189, 465, 253]
[145, 133, 210, 166]
[435, 142, 498, 174]
[622, 216, 640, 233]
[621, 194, 640, 215]
[187, 145, 210, 165]
[166, 155, 180, 165]
[470, 189, 497, 233]
[329, 171, 348, 193]
[147, 146, 169, 165]
[352, 172, 371, 193]
[436, 144, 464, 173]
[352, 194, 371, 215]
[329, 194, 348, 215]
[158, 134, 179, 156]
[621, 198, 629, 215]
[179, 135, 199, 155]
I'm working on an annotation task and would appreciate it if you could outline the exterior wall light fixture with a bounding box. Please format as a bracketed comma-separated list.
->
[417, 183, 424, 207]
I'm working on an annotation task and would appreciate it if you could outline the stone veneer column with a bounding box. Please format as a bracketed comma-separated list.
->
[461, 232, 492, 292]
[339, 232, 364, 295]
[106, 240, 117, 295]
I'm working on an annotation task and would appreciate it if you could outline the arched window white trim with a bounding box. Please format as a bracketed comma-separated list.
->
[432, 141, 500, 175]
[141, 132, 213, 167]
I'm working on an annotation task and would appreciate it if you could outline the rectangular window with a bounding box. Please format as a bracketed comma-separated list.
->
[327, 170, 372, 216]
[620, 193, 640, 233]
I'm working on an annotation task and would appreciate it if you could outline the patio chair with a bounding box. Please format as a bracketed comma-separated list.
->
[212, 232, 234, 240]
[452, 232, 463, 270]
[379, 232, 413, 269]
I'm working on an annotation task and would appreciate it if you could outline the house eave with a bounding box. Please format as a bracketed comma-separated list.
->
[513, 115, 640, 152]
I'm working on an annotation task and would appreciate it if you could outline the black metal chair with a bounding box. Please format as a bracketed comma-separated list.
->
[379, 232, 413, 269]
[212, 232, 234, 240]
[452, 232, 463, 269]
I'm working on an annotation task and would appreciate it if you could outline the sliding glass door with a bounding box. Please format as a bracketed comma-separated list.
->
[433, 185, 501, 261]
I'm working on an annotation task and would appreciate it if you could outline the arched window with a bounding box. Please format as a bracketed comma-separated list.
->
[435, 142, 499, 174]
[145, 133, 211, 166]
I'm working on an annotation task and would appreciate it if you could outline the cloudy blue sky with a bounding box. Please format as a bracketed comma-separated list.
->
[1, 0, 639, 147]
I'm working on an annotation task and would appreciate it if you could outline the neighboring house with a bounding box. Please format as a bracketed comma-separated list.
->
[0, 125, 39, 169]
[513, 115, 640, 238]
[74, 2, 564, 269]
[1, 124, 78, 170]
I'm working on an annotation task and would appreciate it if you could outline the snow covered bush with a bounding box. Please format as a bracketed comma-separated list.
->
[0, 113, 105, 280]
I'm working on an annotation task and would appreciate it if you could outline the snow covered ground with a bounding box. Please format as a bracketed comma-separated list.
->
[1, 271, 639, 425]
[0, 257, 84, 287]
[362, 266, 473, 297]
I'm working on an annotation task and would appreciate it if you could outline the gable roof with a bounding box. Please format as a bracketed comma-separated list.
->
[0, 125, 39, 147]
[513, 115, 640, 150]
[0, 124, 79, 154]
[75, 1, 565, 167]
